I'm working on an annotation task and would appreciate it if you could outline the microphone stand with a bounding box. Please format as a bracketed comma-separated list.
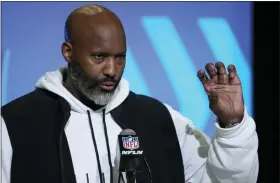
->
[126, 170, 136, 183]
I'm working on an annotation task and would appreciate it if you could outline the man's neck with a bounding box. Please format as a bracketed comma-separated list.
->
[63, 77, 104, 111]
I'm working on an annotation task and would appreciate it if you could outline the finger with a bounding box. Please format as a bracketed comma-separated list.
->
[215, 62, 228, 84]
[227, 64, 237, 74]
[197, 69, 208, 84]
[227, 64, 241, 85]
[229, 73, 242, 85]
[205, 63, 218, 83]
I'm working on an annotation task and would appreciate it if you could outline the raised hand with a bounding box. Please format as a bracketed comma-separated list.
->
[197, 62, 244, 125]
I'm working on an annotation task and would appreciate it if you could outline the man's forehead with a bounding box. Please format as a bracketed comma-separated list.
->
[77, 23, 126, 53]
[87, 33, 127, 54]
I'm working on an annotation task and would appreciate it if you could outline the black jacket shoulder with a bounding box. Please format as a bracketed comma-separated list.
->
[119, 92, 168, 111]
[2, 89, 65, 111]
[1, 89, 70, 147]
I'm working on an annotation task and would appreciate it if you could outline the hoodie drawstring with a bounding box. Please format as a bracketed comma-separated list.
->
[87, 109, 113, 183]
[102, 109, 114, 183]
[87, 110, 104, 183]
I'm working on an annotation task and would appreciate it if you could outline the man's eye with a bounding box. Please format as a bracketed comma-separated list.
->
[95, 55, 105, 60]
[120, 55, 126, 59]
[117, 55, 126, 60]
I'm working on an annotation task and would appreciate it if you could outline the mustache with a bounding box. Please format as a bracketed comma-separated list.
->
[82, 76, 120, 87]
[96, 77, 119, 84]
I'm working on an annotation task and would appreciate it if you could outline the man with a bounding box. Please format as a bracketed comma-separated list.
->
[1, 4, 258, 183]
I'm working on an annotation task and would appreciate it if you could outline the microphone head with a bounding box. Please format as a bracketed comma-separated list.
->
[120, 129, 136, 136]
[116, 129, 144, 172]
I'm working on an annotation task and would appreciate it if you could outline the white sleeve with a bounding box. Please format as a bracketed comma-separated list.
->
[1, 117, 13, 183]
[164, 104, 259, 183]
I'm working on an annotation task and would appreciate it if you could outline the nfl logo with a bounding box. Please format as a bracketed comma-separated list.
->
[122, 136, 139, 150]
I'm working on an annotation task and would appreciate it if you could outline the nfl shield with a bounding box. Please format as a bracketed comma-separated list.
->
[122, 136, 139, 150]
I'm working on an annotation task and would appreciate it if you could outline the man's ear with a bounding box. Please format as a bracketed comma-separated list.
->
[61, 42, 73, 64]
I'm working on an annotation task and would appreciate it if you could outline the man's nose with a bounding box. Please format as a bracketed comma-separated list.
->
[103, 57, 117, 78]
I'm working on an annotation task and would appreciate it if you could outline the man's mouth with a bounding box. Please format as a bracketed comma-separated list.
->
[99, 81, 116, 91]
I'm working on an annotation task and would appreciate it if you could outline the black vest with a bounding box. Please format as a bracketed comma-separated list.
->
[2, 89, 185, 183]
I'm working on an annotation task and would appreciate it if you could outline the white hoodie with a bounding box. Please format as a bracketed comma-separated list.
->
[1, 68, 259, 183]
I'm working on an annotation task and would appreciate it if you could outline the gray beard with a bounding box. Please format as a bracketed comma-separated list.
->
[67, 61, 116, 105]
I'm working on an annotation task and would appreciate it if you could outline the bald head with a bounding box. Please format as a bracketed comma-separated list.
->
[65, 4, 125, 44]
[62, 4, 127, 106]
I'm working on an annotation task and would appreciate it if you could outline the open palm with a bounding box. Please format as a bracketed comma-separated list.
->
[197, 62, 244, 125]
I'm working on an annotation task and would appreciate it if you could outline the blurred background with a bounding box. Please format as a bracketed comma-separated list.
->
[1, 2, 279, 183]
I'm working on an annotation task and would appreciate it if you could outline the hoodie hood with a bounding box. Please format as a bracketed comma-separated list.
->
[35, 67, 130, 114]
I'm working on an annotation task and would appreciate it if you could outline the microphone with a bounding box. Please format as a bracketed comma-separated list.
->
[116, 129, 144, 183]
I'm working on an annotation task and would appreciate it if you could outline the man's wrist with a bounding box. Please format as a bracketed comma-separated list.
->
[218, 113, 244, 128]
[219, 121, 241, 128]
